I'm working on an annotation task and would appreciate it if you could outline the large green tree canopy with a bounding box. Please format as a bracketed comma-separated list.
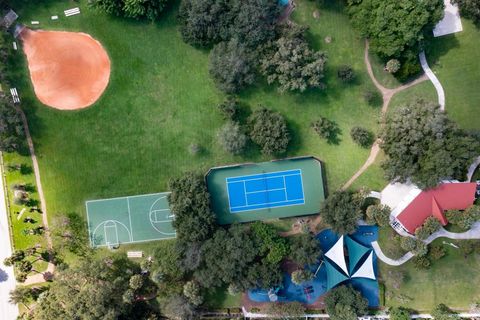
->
[320, 191, 363, 235]
[381, 100, 480, 188]
[347, 0, 444, 59]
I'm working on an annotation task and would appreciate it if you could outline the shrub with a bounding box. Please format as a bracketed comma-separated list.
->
[453, 0, 480, 24]
[363, 89, 382, 107]
[264, 302, 306, 318]
[337, 65, 355, 82]
[291, 269, 314, 285]
[311, 117, 340, 143]
[217, 121, 247, 155]
[217, 97, 240, 121]
[209, 38, 255, 94]
[183, 281, 204, 306]
[400, 237, 427, 256]
[325, 285, 368, 320]
[386, 59, 401, 73]
[90, 0, 169, 21]
[412, 255, 431, 270]
[389, 306, 411, 320]
[428, 245, 446, 261]
[248, 108, 290, 155]
[415, 216, 442, 240]
[350, 126, 374, 148]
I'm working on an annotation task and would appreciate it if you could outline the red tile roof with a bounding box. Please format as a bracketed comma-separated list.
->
[396, 182, 477, 233]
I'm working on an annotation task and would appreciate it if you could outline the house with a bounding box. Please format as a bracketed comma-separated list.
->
[383, 181, 478, 234]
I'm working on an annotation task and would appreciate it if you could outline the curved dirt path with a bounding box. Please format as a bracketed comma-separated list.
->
[15, 106, 55, 285]
[341, 41, 428, 190]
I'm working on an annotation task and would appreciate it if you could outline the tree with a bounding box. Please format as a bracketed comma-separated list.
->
[163, 295, 196, 320]
[264, 302, 306, 318]
[386, 59, 401, 73]
[350, 126, 374, 148]
[412, 255, 431, 269]
[381, 101, 480, 189]
[260, 25, 327, 92]
[400, 237, 427, 256]
[311, 117, 340, 144]
[389, 306, 411, 320]
[428, 245, 446, 261]
[320, 191, 363, 235]
[52, 212, 90, 256]
[32, 255, 144, 319]
[453, 0, 480, 24]
[325, 285, 368, 320]
[347, 0, 444, 78]
[209, 38, 255, 94]
[217, 121, 247, 155]
[431, 303, 461, 320]
[363, 89, 382, 107]
[0, 93, 24, 152]
[291, 269, 313, 285]
[183, 281, 204, 306]
[250, 222, 290, 265]
[9, 286, 33, 308]
[248, 108, 290, 155]
[289, 233, 322, 266]
[217, 97, 240, 121]
[337, 65, 355, 82]
[365, 204, 391, 227]
[168, 173, 216, 243]
[415, 216, 442, 240]
[90, 0, 169, 20]
[129, 274, 144, 291]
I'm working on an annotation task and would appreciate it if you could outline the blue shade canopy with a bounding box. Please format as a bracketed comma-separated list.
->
[345, 236, 371, 274]
[325, 259, 349, 290]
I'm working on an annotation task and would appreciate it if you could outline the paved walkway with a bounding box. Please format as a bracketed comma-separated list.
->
[467, 156, 480, 182]
[0, 154, 19, 320]
[419, 51, 446, 110]
[374, 222, 480, 266]
[342, 41, 427, 190]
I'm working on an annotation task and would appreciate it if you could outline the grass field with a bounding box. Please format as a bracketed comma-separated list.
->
[9, 0, 381, 233]
[427, 19, 480, 130]
[379, 237, 480, 310]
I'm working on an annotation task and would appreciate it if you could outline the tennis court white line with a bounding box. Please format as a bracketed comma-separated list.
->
[91, 220, 132, 247]
[298, 169, 306, 202]
[94, 236, 176, 247]
[225, 169, 302, 181]
[230, 198, 305, 210]
[86, 191, 171, 203]
[282, 176, 289, 201]
[244, 187, 286, 195]
[227, 172, 301, 184]
[229, 201, 305, 213]
[126, 197, 133, 242]
[242, 181, 249, 206]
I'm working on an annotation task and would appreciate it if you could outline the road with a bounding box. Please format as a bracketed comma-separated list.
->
[0, 154, 19, 320]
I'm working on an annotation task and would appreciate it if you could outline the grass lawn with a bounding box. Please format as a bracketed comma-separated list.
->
[10, 0, 380, 231]
[427, 19, 480, 130]
[368, 52, 403, 89]
[2, 152, 48, 272]
[379, 237, 480, 311]
[349, 150, 388, 192]
[388, 80, 438, 113]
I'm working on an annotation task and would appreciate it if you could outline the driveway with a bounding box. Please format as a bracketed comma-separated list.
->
[0, 157, 19, 320]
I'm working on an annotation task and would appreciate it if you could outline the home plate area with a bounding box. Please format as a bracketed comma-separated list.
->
[86, 192, 176, 248]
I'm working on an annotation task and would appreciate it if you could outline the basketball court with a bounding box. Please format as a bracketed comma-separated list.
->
[86, 192, 176, 247]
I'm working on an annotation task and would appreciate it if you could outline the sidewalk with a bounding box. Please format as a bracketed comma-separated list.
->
[0, 153, 19, 320]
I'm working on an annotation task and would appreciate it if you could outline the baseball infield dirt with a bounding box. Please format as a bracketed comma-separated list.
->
[21, 29, 111, 110]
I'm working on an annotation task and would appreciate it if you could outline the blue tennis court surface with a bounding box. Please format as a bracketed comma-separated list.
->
[226, 169, 305, 213]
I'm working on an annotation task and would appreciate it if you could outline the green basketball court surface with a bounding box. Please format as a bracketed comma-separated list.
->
[206, 156, 326, 225]
[86, 192, 176, 247]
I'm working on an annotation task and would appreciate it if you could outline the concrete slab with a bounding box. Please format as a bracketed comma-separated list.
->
[433, 0, 463, 37]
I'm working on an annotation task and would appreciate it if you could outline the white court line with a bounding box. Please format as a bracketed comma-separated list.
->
[283, 176, 289, 201]
[85, 200, 93, 247]
[94, 236, 176, 247]
[245, 187, 286, 195]
[242, 181, 249, 206]
[230, 201, 306, 214]
[231, 198, 305, 210]
[104, 223, 119, 246]
[126, 197, 133, 242]
[86, 191, 171, 203]
[226, 169, 302, 182]
[91, 220, 132, 247]
[227, 172, 301, 184]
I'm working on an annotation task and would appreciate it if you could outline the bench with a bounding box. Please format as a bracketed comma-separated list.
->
[127, 251, 143, 258]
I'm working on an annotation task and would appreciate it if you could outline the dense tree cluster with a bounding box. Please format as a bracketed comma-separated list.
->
[289, 233, 322, 266]
[248, 107, 290, 155]
[431, 303, 461, 320]
[381, 100, 480, 188]
[365, 204, 391, 227]
[90, 0, 169, 20]
[209, 38, 255, 93]
[347, 0, 444, 79]
[325, 285, 368, 320]
[445, 205, 480, 231]
[264, 301, 306, 318]
[260, 24, 327, 92]
[168, 173, 216, 243]
[179, 0, 280, 48]
[453, 0, 480, 24]
[320, 191, 363, 235]
[400, 237, 428, 256]
[0, 93, 24, 152]
[389, 306, 411, 320]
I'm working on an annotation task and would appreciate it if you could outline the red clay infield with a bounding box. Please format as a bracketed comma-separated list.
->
[21, 29, 111, 110]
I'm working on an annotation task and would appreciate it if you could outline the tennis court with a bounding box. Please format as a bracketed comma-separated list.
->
[207, 157, 326, 224]
[86, 192, 176, 247]
[227, 169, 305, 213]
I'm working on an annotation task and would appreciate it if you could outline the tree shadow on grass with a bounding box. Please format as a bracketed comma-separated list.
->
[425, 33, 461, 65]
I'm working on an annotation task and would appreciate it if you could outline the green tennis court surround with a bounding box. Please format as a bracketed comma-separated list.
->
[206, 156, 326, 225]
[86, 192, 176, 247]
